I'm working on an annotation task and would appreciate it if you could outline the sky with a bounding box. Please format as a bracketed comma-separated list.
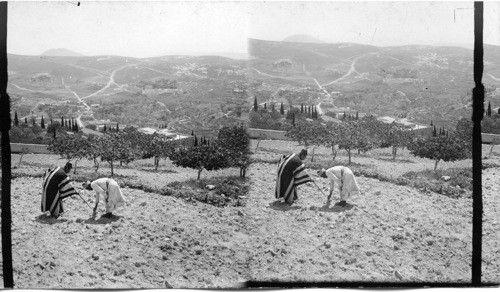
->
[7, 1, 500, 58]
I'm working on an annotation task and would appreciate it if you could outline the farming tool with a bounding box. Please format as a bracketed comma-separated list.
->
[77, 193, 93, 210]
[312, 180, 328, 197]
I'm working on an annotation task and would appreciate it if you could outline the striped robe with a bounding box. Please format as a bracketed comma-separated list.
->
[275, 153, 312, 204]
[41, 167, 78, 216]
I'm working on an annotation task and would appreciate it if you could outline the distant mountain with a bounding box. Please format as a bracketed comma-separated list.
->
[282, 34, 325, 44]
[41, 48, 84, 57]
[160, 51, 249, 60]
[248, 38, 379, 64]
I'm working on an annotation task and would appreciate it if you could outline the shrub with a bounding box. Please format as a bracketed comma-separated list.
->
[169, 144, 230, 179]
[164, 176, 249, 207]
[216, 125, 251, 177]
[408, 136, 469, 170]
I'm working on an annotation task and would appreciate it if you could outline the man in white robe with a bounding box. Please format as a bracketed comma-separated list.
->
[82, 178, 126, 218]
[317, 166, 360, 206]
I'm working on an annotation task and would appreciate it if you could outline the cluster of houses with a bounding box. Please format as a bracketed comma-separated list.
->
[82, 120, 190, 141]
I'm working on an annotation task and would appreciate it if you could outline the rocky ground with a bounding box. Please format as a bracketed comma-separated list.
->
[245, 141, 500, 284]
[1, 141, 499, 288]
[2, 155, 249, 289]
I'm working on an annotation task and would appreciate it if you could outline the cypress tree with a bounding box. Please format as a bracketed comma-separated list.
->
[280, 102, 284, 114]
[343, 112, 346, 120]
[253, 96, 258, 112]
[356, 111, 359, 120]
[194, 135, 198, 146]
[301, 103, 304, 113]
[487, 101, 492, 117]
[14, 111, 19, 126]
[264, 103, 267, 110]
[24, 117, 28, 124]
[432, 126, 437, 137]
[191, 130, 194, 136]
[292, 113, 296, 126]
[103, 124, 107, 132]
[430, 120, 433, 126]
[116, 123, 119, 132]
[61, 117, 64, 127]
[41, 116, 45, 128]
[53, 126, 57, 139]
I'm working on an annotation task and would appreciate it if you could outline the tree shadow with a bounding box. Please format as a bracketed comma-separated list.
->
[139, 167, 178, 174]
[378, 157, 415, 163]
[310, 201, 356, 213]
[84, 214, 122, 225]
[35, 214, 70, 225]
[268, 200, 302, 211]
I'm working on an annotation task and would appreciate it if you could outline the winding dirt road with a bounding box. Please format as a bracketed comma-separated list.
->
[82, 64, 137, 99]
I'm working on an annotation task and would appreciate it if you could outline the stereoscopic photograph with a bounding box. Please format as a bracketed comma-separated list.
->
[1, 0, 499, 288]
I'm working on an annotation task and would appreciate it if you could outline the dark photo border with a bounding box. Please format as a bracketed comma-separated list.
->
[0, 1, 494, 289]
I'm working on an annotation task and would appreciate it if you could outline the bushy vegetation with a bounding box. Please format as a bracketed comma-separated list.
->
[47, 124, 251, 180]
[163, 176, 249, 207]
[284, 114, 472, 168]
[249, 108, 286, 130]
[216, 124, 251, 178]
[48, 127, 175, 176]
[10, 113, 80, 144]
[118, 176, 249, 208]
[408, 136, 470, 170]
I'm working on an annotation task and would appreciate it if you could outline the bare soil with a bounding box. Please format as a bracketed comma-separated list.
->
[245, 141, 500, 284]
[3, 155, 249, 289]
[1, 142, 499, 287]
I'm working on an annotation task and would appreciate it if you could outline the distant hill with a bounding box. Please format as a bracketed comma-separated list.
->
[282, 34, 325, 44]
[247, 37, 500, 127]
[248, 38, 379, 63]
[41, 48, 84, 57]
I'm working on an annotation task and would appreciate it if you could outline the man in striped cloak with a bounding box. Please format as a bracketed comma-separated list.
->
[275, 149, 312, 204]
[41, 162, 78, 217]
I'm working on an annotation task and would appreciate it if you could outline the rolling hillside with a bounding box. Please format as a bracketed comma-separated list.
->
[247, 38, 500, 128]
[7, 40, 500, 131]
[7, 52, 249, 134]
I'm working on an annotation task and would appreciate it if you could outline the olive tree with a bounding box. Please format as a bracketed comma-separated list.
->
[323, 121, 342, 161]
[216, 125, 251, 178]
[48, 134, 91, 174]
[169, 144, 230, 180]
[408, 136, 469, 170]
[382, 122, 415, 160]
